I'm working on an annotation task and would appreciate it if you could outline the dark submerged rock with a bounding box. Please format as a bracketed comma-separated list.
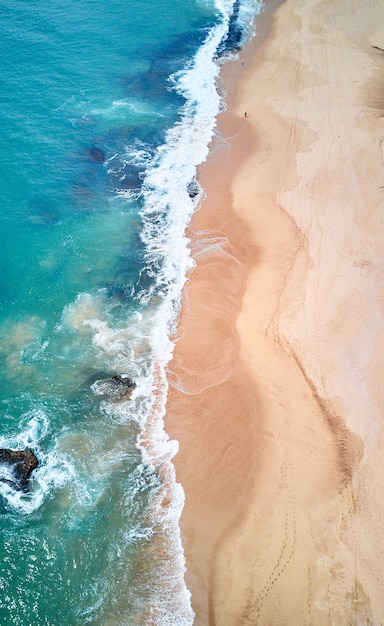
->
[29, 209, 61, 226]
[89, 147, 106, 163]
[0, 449, 38, 492]
[28, 195, 62, 226]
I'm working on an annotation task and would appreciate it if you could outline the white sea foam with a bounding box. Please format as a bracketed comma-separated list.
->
[127, 2, 264, 621]
[49, 1, 263, 622]
[0, 410, 76, 514]
[90, 98, 164, 121]
[138, 16, 228, 309]
[110, 12, 236, 626]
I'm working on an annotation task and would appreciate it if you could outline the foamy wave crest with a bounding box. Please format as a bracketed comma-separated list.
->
[131, 2, 263, 617]
[105, 140, 153, 172]
[101, 20, 237, 622]
[112, 14, 240, 626]
[137, 18, 228, 311]
[0, 410, 76, 514]
[105, 138, 154, 196]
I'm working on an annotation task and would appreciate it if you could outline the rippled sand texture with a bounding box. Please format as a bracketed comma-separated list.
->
[166, 0, 384, 623]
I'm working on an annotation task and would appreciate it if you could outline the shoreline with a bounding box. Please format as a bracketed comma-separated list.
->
[166, 0, 384, 624]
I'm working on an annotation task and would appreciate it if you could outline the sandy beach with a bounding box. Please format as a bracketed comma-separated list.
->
[165, 0, 384, 623]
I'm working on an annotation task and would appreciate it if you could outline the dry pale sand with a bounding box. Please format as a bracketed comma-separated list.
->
[165, 0, 384, 624]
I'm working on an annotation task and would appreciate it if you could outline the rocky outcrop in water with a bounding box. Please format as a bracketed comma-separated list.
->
[85, 372, 137, 400]
[110, 375, 137, 396]
[0, 449, 38, 492]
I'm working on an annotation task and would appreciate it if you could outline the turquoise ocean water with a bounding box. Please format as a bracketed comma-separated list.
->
[0, 0, 261, 623]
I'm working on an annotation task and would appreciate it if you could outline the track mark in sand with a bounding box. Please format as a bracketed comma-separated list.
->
[242, 507, 297, 623]
[286, 0, 304, 156]
[290, 350, 364, 487]
[339, 487, 382, 624]
[306, 512, 334, 625]
[307, 504, 377, 625]
[306, 564, 314, 625]
[264, 224, 307, 347]
[379, 138, 384, 165]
